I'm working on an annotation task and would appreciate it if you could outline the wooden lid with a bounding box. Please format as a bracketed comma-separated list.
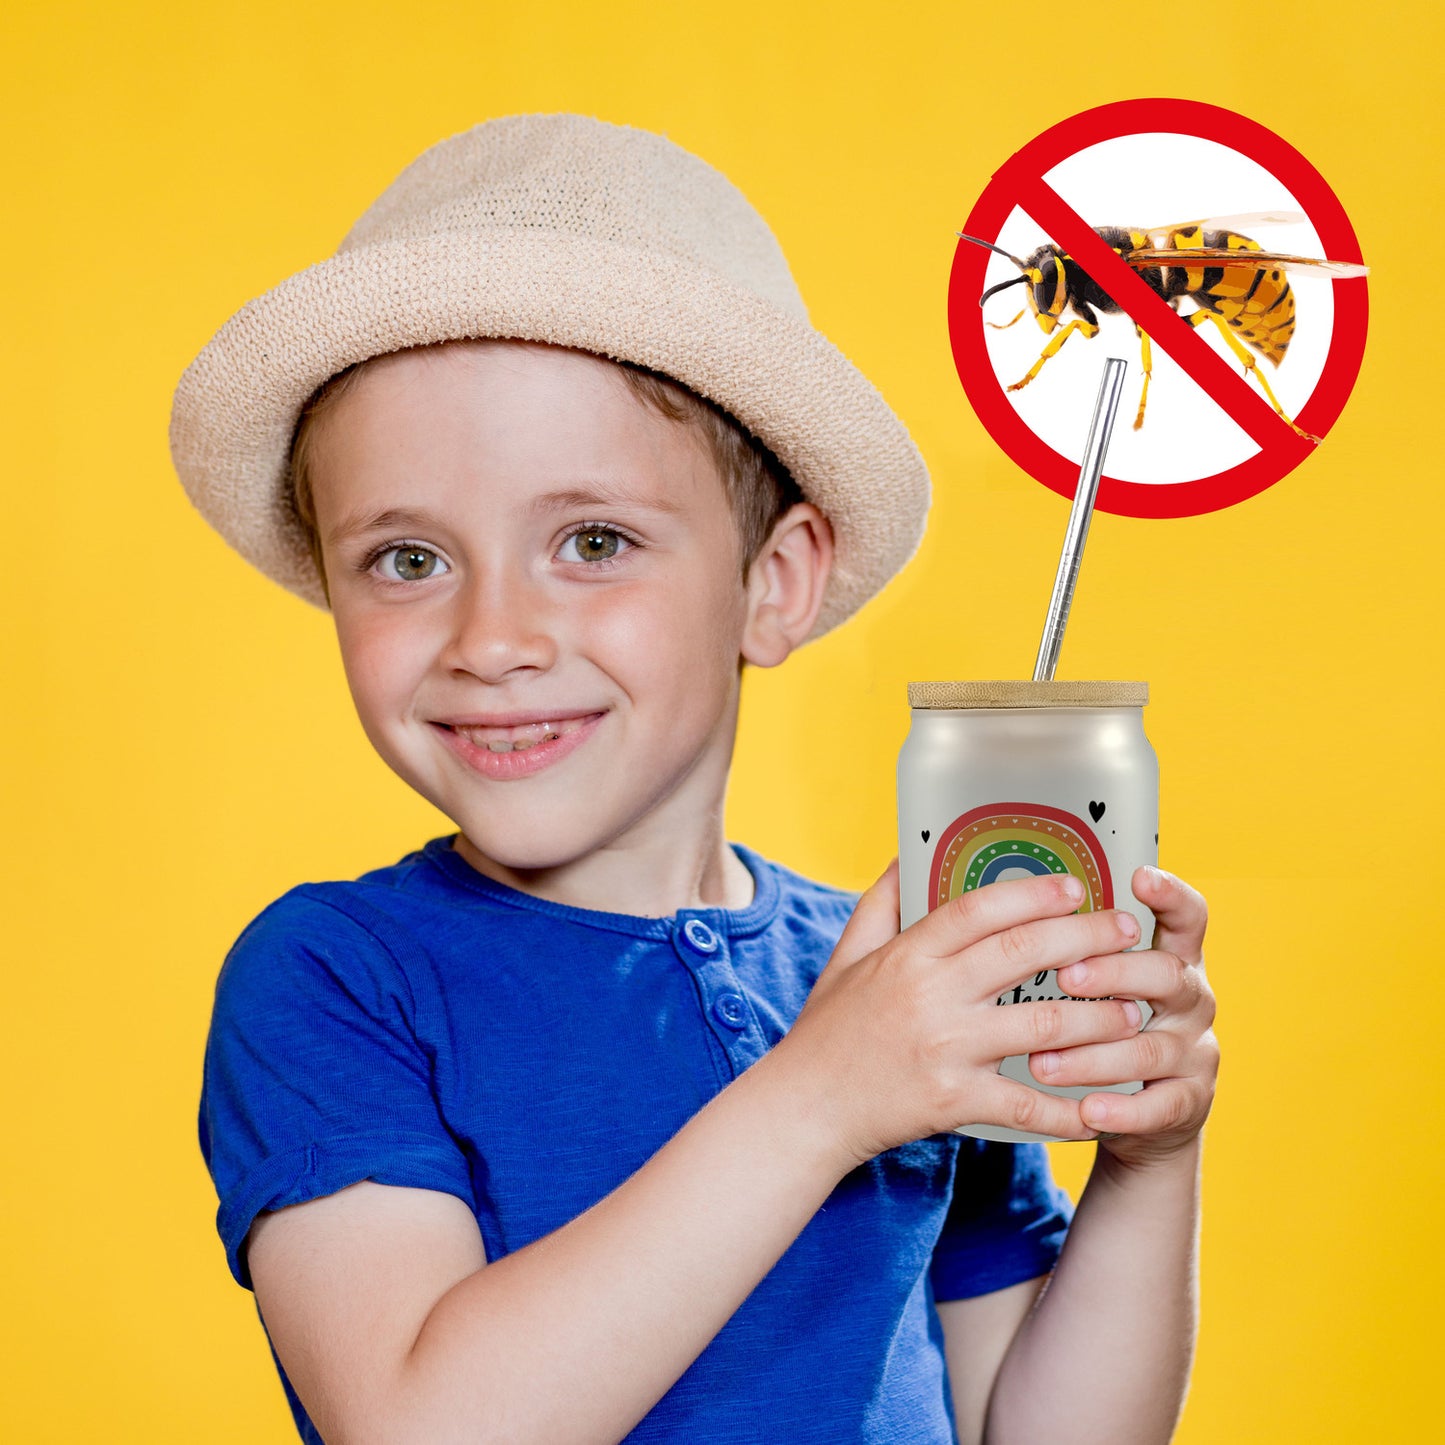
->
[907, 680, 1148, 709]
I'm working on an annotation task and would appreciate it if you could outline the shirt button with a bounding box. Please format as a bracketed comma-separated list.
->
[712, 993, 747, 1029]
[682, 919, 719, 954]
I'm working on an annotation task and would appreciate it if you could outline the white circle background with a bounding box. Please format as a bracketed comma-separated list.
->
[978, 133, 1338, 486]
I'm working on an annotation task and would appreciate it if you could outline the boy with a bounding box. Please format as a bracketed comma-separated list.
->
[175, 115, 1218, 1444]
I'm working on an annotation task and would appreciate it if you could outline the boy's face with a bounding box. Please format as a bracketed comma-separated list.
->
[306, 341, 783, 884]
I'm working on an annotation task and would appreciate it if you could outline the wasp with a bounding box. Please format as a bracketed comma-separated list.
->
[959, 214, 1368, 442]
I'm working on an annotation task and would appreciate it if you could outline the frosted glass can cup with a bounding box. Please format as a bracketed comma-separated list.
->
[896, 681, 1159, 1144]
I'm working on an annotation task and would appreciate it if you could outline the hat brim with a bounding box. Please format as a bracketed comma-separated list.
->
[169, 229, 930, 641]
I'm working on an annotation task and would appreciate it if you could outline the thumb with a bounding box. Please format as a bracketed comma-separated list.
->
[827, 858, 901, 971]
[1134, 865, 1207, 964]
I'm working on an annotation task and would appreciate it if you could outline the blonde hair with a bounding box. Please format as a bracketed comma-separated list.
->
[287, 342, 804, 601]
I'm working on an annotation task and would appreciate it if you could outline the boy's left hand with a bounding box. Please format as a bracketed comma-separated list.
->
[1036, 866, 1218, 1170]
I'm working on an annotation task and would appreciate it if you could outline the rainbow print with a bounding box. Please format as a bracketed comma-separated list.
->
[928, 802, 1113, 913]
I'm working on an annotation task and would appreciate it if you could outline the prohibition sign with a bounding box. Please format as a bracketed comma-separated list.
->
[949, 100, 1368, 517]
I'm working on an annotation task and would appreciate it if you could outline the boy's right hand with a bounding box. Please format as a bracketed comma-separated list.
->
[774, 859, 1147, 1168]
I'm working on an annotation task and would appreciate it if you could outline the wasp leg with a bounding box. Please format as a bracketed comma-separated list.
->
[986, 307, 1027, 331]
[1134, 325, 1153, 430]
[1007, 317, 1099, 393]
[1186, 309, 1320, 444]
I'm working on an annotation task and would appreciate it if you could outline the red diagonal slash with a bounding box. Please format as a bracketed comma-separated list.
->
[1011, 173, 1313, 461]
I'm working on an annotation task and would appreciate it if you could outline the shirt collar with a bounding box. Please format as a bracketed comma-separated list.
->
[422, 835, 781, 940]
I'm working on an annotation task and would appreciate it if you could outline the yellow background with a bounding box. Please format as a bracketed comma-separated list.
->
[6, 2, 1439, 1439]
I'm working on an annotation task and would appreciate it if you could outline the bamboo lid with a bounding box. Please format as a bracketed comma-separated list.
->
[907, 680, 1148, 709]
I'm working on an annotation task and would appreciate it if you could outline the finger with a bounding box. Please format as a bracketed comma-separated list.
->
[991, 996, 1144, 1066]
[971, 907, 1142, 1000]
[1132, 867, 1207, 964]
[910, 873, 1089, 960]
[1029, 1020, 1182, 1088]
[1056, 948, 1205, 1015]
[964, 1074, 1100, 1142]
[827, 859, 901, 971]
[1077, 1077, 1206, 1137]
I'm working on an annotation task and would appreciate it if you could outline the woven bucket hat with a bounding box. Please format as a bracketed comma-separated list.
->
[169, 113, 931, 641]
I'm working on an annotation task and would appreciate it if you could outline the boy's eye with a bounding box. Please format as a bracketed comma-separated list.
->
[559, 528, 629, 564]
[377, 545, 449, 582]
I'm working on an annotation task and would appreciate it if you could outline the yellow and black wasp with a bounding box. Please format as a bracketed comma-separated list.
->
[959, 213, 1368, 442]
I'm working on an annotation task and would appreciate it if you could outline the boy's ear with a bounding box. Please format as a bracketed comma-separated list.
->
[740, 503, 835, 668]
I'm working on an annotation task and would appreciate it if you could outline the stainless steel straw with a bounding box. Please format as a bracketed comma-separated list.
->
[1032, 357, 1128, 682]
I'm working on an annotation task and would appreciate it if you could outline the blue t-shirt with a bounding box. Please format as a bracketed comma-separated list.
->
[199, 837, 1073, 1443]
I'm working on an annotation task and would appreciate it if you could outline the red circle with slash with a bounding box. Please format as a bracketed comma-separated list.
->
[948, 99, 1368, 517]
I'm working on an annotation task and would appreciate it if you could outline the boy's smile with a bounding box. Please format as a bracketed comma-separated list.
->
[436, 711, 605, 779]
[306, 341, 829, 916]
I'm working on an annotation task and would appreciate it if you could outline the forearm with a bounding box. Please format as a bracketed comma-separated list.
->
[984, 1135, 1202, 1445]
[384, 1049, 849, 1445]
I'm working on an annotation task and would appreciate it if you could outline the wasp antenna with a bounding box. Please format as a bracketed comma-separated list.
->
[957, 232, 1029, 269]
[979, 276, 1028, 307]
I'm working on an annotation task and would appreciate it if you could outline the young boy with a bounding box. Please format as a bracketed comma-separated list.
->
[175, 115, 1218, 1445]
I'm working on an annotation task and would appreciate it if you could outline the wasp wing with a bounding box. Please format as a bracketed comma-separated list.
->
[1142, 213, 1307, 246]
[1124, 246, 1369, 278]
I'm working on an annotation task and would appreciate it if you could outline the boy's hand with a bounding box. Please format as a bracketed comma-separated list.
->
[775, 861, 1149, 1169]
[1040, 866, 1218, 1170]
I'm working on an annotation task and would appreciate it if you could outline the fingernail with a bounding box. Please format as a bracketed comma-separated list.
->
[1122, 999, 1142, 1027]
[1036, 1051, 1061, 1078]
[1062, 876, 1084, 903]
[1084, 1097, 1112, 1126]
[1119, 913, 1140, 941]
[1059, 963, 1088, 988]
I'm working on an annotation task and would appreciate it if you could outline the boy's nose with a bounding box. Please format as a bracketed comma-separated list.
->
[441, 567, 560, 683]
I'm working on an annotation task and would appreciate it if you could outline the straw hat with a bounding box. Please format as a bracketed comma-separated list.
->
[169, 113, 931, 640]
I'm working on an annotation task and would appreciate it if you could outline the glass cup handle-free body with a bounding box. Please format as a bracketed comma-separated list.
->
[897, 682, 1158, 1145]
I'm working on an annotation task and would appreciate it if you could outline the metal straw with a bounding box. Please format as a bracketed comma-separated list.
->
[1033, 357, 1128, 682]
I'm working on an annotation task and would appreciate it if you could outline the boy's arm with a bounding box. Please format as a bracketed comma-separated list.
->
[934, 1144, 1200, 1445]
[973, 867, 1216, 1445]
[980, 1139, 1201, 1444]
[248, 1053, 846, 1445]
[936, 1278, 1048, 1445]
[247, 867, 1144, 1445]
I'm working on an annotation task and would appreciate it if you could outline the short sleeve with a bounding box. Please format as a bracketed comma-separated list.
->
[928, 1139, 1074, 1302]
[198, 889, 475, 1290]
